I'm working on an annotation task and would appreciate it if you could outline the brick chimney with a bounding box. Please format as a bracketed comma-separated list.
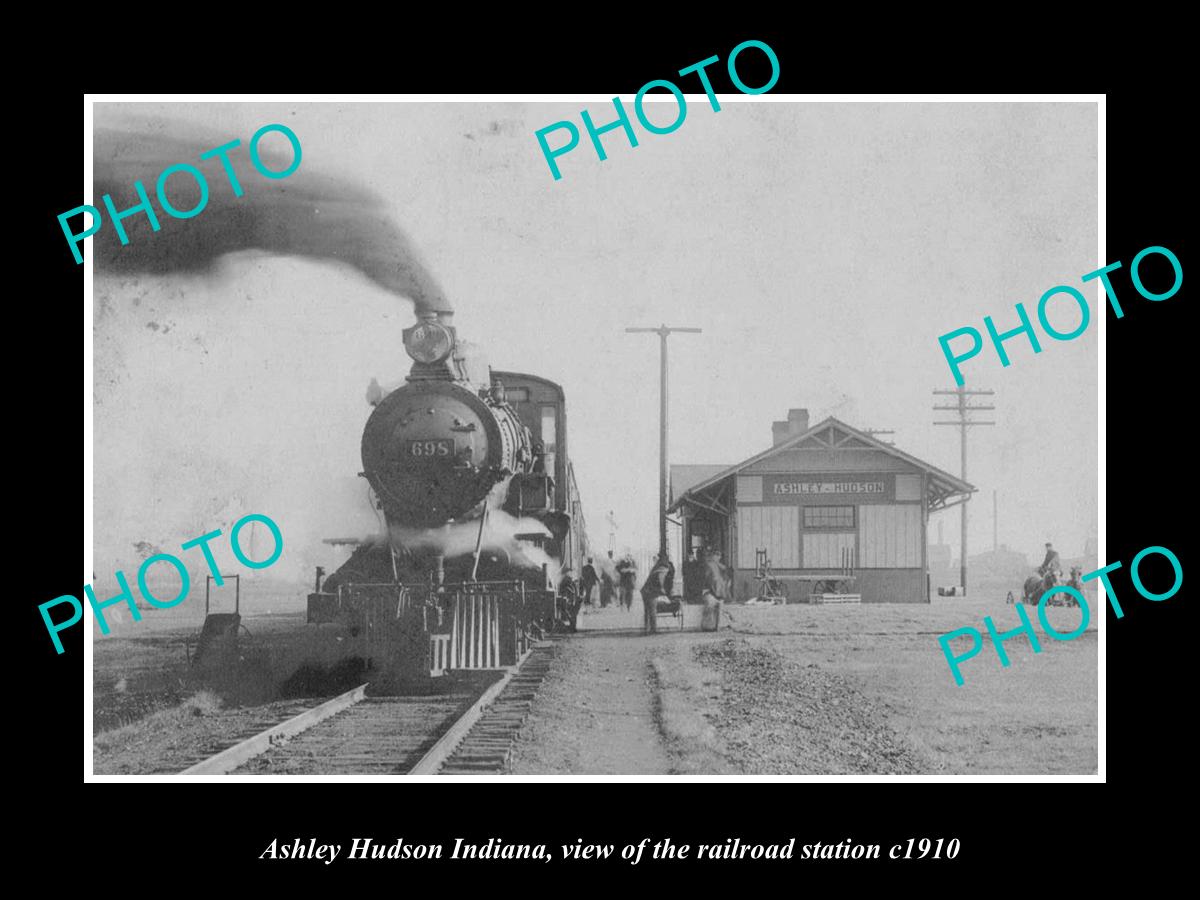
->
[772, 408, 810, 445]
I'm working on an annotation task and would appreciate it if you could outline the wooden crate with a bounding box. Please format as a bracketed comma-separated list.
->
[810, 593, 862, 605]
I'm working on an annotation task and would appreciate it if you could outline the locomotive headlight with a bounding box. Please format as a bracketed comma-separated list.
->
[405, 322, 453, 364]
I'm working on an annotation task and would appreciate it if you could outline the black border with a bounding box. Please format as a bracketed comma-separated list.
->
[22, 28, 1189, 882]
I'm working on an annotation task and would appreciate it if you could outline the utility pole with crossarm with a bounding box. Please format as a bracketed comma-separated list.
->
[934, 386, 995, 593]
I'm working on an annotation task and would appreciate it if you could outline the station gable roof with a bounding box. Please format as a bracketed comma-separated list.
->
[667, 416, 975, 514]
[669, 464, 729, 504]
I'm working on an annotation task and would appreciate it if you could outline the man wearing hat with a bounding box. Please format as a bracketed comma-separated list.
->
[640, 553, 674, 634]
[1038, 542, 1062, 578]
[580, 558, 600, 608]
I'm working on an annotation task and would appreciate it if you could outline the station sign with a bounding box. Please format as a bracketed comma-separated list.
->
[759, 474, 895, 503]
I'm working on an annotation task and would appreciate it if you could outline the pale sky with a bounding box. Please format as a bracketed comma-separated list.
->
[92, 100, 1098, 586]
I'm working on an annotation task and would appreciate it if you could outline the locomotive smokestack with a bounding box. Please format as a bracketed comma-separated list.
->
[403, 310, 463, 380]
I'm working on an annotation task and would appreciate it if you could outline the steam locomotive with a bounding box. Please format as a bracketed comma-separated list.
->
[303, 310, 591, 683]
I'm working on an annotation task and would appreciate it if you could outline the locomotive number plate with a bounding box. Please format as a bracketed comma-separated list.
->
[407, 439, 454, 458]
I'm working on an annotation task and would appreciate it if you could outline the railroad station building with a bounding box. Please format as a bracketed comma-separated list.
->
[669, 409, 974, 603]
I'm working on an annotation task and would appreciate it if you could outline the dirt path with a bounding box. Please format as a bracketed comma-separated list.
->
[509, 605, 676, 774]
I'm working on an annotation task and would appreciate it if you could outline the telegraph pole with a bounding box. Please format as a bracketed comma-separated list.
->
[933, 386, 995, 593]
[625, 325, 702, 561]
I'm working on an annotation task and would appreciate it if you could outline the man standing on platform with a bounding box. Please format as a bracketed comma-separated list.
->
[701, 548, 731, 631]
[617, 556, 638, 612]
[600, 564, 616, 608]
[580, 558, 600, 608]
[640, 553, 673, 634]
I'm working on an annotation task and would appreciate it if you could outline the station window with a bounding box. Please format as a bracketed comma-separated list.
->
[803, 506, 855, 529]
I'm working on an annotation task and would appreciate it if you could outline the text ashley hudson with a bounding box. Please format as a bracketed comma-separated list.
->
[258, 837, 893, 864]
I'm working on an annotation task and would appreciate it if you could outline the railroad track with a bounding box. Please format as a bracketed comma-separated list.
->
[439, 643, 555, 774]
[177, 641, 556, 776]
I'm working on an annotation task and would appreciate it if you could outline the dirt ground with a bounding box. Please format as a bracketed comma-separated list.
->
[91, 583, 379, 773]
[509, 596, 1097, 775]
[93, 692, 325, 774]
[510, 625, 675, 775]
[93, 585, 1097, 775]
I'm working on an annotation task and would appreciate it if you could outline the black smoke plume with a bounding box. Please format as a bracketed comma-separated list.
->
[89, 121, 449, 313]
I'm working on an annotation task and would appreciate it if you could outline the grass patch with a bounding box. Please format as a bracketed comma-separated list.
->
[94, 690, 223, 751]
[649, 649, 737, 774]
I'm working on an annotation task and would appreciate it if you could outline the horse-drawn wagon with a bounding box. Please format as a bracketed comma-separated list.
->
[1007, 566, 1085, 607]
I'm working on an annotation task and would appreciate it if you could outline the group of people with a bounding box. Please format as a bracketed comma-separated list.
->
[561, 554, 634, 632]
[641, 547, 732, 633]
[563, 547, 731, 634]
[577, 554, 636, 612]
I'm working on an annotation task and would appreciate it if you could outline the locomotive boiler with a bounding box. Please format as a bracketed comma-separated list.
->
[303, 309, 591, 686]
[361, 312, 530, 528]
